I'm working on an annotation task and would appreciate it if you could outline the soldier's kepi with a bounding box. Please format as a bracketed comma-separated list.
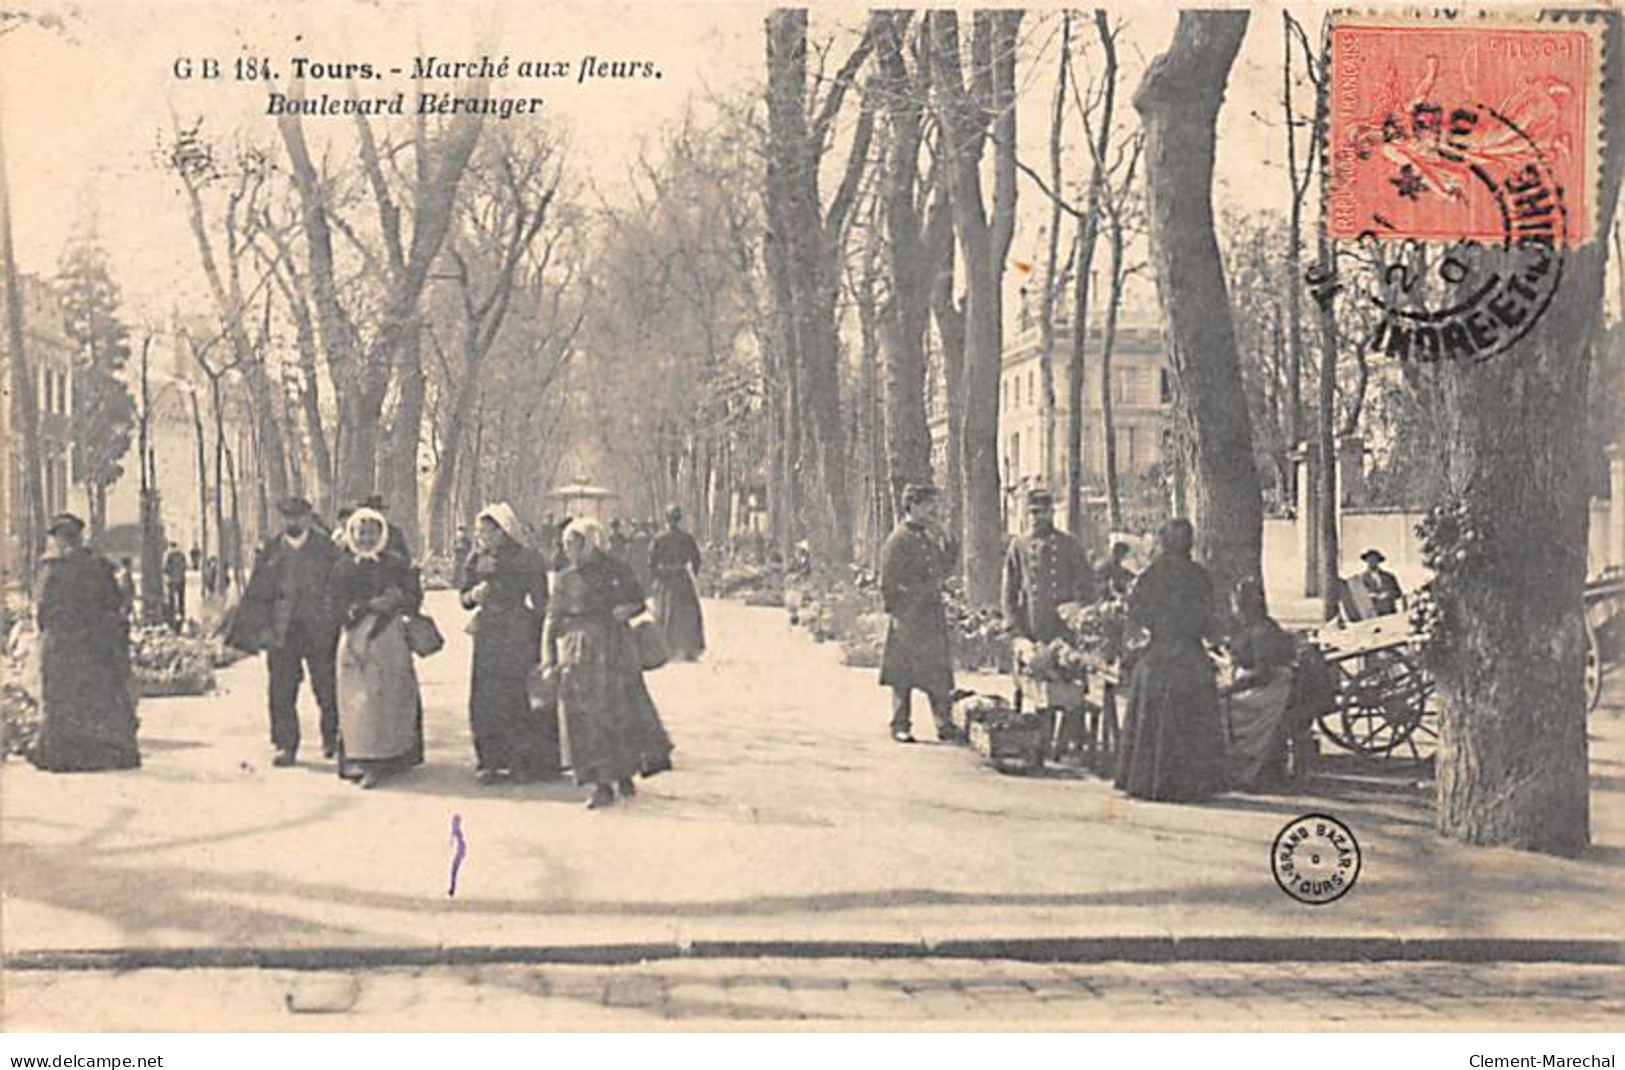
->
[878, 483, 961, 745]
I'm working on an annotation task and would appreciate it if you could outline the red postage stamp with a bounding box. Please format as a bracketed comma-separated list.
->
[1328, 14, 1602, 248]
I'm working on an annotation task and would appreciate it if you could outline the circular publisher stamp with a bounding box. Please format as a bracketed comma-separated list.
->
[1272, 813, 1361, 906]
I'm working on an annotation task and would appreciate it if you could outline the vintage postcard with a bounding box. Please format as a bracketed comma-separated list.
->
[0, 0, 1621, 1033]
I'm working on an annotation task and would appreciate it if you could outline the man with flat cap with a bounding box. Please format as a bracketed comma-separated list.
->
[235, 496, 342, 766]
[879, 482, 960, 744]
[1002, 487, 1097, 644]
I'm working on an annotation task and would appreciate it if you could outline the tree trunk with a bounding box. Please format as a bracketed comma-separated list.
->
[0, 107, 46, 584]
[933, 258, 967, 548]
[931, 9, 1023, 606]
[188, 388, 209, 567]
[874, 11, 935, 511]
[765, 9, 868, 568]
[385, 323, 424, 552]
[1100, 215, 1127, 531]
[1431, 12, 1624, 854]
[1038, 13, 1070, 492]
[1134, 10, 1261, 602]
[209, 376, 227, 575]
[1066, 10, 1116, 538]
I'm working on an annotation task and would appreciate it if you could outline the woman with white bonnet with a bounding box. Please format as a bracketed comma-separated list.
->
[543, 516, 674, 809]
[331, 506, 425, 789]
[461, 502, 554, 783]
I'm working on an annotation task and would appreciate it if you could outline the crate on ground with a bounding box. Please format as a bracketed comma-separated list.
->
[968, 710, 1047, 775]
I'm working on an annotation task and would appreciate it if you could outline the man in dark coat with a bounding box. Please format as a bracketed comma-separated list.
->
[879, 483, 959, 744]
[29, 514, 140, 772]
[162, 542, 188, 630]
[1348, 548, 1404, 619]
[1002, 488, 1097, 643]
[238, 497, 343, 766]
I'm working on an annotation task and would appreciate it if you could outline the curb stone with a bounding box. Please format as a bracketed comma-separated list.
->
[6, 937, 1622, 972]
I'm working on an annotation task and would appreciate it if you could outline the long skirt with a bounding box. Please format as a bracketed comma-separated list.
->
[469, 608, 553, 777]
[1222, 667, 1296, 790]
[557, 616, 674, 787]
[337, 615, 422, 769]
[30, 626, 140, 773]
[1114, 638, 1225, 802]
[650, 571, 705, 660]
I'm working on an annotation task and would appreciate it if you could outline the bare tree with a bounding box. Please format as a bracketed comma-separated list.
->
[764, 11, 874, 567]
[871, 11, 948, 512]
[929, 8, 1024, 603]
[1134, 11, 1262, 602]
[167, 128, 291, 512]
[1095, 133, 1144, 531]
[276, 78, 488, 509]
[1068, 10, 1117, 538]
[426, 125, 567, 552]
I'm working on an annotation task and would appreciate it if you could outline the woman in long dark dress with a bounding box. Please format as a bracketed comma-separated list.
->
[648, 505, 705, 661]
[1114, 518, 1226, 802]
[332, 509, 425, 789]
[462, 502, 554, 784]
[543, 518, 674, 810]
[28, 514, 140, 772]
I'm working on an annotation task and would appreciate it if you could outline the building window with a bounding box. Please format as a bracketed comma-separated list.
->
[1116, 425, 1138, 474]
[1028, 369, 1036, 408]
[1159, 367, 1173, 404]
[1114, 368, 1138, 405]
[1009, 432, 1021, 479]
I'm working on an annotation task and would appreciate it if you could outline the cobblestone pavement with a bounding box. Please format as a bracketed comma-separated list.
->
[6, 959, 1624, 1029]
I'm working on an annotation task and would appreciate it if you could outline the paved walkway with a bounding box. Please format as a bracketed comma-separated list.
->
[4, 593, 1623, 959]
[7, 959, 1622, 1029]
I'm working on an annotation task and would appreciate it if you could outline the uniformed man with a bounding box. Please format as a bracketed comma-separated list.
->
[879, 483, 959, 744]
[1002, 488, 1097, 643]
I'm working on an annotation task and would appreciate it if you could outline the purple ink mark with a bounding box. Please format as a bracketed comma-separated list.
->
[448, 814, 467, 897]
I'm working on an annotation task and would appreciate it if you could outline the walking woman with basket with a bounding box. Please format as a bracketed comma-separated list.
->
[462, 502, 556, 784]
[332, 508, 426, 789]
[542, 518, 674, 810]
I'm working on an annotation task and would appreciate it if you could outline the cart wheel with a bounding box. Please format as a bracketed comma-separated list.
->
[1318, 649, 1430, 757]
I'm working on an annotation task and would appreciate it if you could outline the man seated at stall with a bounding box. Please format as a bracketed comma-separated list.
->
[1338, 548, 1405, 622]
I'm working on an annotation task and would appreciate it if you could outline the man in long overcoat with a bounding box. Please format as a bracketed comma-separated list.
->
[1001, 488, 1097, 643]
[234, 497, 342, 766]
[879, 483, 959, 744]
